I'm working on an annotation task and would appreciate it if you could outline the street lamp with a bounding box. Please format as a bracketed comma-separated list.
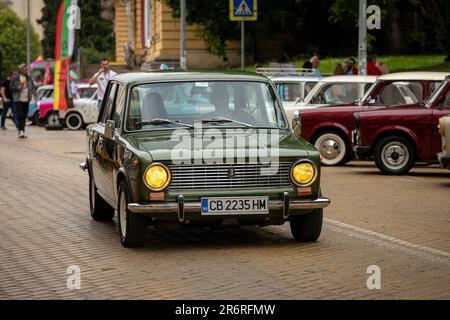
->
[26, 0, 31, 76]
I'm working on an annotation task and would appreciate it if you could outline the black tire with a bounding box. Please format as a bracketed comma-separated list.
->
[290, 209, 323, 242]
[373, 135, 415, 175]
[89, 173, 114, 221]
[33, 111, 41, 126]
[117, 180, 146, 247]
[65, 112, 84, 130]
[313, 131, 351, 166]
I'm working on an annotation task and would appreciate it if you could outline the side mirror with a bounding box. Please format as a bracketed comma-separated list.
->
[105, 120, 115, 139]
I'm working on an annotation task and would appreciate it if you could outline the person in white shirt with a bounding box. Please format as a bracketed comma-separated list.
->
[89, 58, 117, 110]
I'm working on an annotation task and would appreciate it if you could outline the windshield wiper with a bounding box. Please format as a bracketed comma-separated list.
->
[136, 118, 193, 128]
[200, 117, 253, 127]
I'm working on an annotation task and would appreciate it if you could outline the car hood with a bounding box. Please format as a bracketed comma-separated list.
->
[123, 129, 314, 162]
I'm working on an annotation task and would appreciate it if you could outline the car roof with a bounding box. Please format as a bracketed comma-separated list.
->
[77, 83, 97, 88]
[112, 71, 270, 85]
[318, 75, 378, 83]
[378, 72, 450, 81]
[270, 76, 322, 82]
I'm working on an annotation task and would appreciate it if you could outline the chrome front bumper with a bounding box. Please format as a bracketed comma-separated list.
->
[128, 193, 330, 222]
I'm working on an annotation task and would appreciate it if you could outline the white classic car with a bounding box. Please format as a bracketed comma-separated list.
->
[60, 83, 99, 130]
[270, 76, 322, 124]
[438, 116, 450, 169]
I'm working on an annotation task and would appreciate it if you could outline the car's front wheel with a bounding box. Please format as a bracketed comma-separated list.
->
[374, 135, 414, 175]
[290, 209, 323, 242]
[314, 132, 350, 166]
[65, 112, 84, 130]
[117, 180, 147, 247]
[89, 174, 114, 221]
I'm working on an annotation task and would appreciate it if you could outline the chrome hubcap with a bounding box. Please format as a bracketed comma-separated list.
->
[381, 142, 409, 170]
[320, 139, 341, 160]
[119, 192, 127, 238]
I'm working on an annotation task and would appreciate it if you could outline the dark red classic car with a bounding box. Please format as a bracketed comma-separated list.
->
[353, 76, 450, 175]
[297, 72, 449, 166]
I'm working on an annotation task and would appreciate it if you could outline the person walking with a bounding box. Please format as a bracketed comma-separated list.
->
[0, 71, 18, 130]
[344, 58, 358, 75]
[10, 64, 35, 138]
[310, 56, 322, 76]
[333, 63, 345, 75]
[367, 55, 382, 76]
[89, 58, 117, 110]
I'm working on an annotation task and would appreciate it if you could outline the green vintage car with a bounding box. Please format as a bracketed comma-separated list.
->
[80, 72, 330, 247]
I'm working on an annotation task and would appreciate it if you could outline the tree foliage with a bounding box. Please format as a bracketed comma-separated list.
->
[38, 0, 115, 63]
[164, 0, 450, 61]
[0, 4, 41, 73]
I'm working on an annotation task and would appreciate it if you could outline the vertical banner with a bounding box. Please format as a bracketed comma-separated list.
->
[54, 0, 78, 111]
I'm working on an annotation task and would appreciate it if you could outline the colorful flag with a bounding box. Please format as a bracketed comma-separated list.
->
[54, 0, 78, 111]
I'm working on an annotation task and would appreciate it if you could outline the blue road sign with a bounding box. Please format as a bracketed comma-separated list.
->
[229, 0, 257, 21]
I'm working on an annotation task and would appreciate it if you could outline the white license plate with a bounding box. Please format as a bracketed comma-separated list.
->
[201, 197, 269, 215]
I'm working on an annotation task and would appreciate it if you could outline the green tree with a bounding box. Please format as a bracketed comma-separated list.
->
[38, 0, 115, 63]
[0, 4, 41, 74]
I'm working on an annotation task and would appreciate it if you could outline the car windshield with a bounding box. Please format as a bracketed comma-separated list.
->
[78, 87, 97, 99]
[276, 82, 302, 102]
[309, 83, 364, 105]
[126, 81, 288, 131]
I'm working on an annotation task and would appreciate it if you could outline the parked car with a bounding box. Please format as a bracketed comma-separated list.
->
[296, 72, 449, 166]
[271, 76, 321, 122]
[438, 116, 450, 169]
[38, 83, 98, 127]
[28, 85, 53, 125]
[353, 76, 450, 174]
[297, 75, 378, 110]
[60, 84, 98, 130]
[80, 72, 330, 247]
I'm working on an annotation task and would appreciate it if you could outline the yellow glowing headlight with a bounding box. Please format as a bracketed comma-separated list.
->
[144, 163, 171, 191]
[291, 161, 317, 186]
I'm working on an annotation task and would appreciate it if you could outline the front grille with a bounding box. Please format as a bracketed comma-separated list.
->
[168, 162, 293, 191]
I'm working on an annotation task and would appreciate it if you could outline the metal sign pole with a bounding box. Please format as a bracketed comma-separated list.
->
[358, 0, 367, 75]
[180, 0, 187, 70]
[241, 21, 245, 70]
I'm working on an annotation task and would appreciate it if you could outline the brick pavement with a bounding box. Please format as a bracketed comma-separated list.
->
[0, 122, 449, 299]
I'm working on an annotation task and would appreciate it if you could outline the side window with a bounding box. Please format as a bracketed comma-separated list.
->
[407, 82, 424, 101]
[374, 82, 407, 105]
[113, 85, 126, 128]
[100, 83, 117, 124]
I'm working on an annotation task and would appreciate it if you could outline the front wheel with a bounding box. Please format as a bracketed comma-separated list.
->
[290, 209, 323, 242]
[373, 135, 414, 175]
[89, 174, 114, 221]
[117, 180, 147, 247]
[314, 132, 350, 166]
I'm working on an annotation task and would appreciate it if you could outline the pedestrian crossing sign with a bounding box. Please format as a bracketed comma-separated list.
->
[229, 0, 257, 21]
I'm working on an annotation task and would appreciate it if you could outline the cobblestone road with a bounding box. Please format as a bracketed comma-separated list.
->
[0, 122, 449, 299]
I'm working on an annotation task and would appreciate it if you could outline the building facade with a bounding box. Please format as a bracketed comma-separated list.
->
[114, 0, 240, 69]
[1, 0, 44, 39]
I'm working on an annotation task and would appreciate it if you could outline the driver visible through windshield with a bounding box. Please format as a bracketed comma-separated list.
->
[126, 81, 287, 131]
